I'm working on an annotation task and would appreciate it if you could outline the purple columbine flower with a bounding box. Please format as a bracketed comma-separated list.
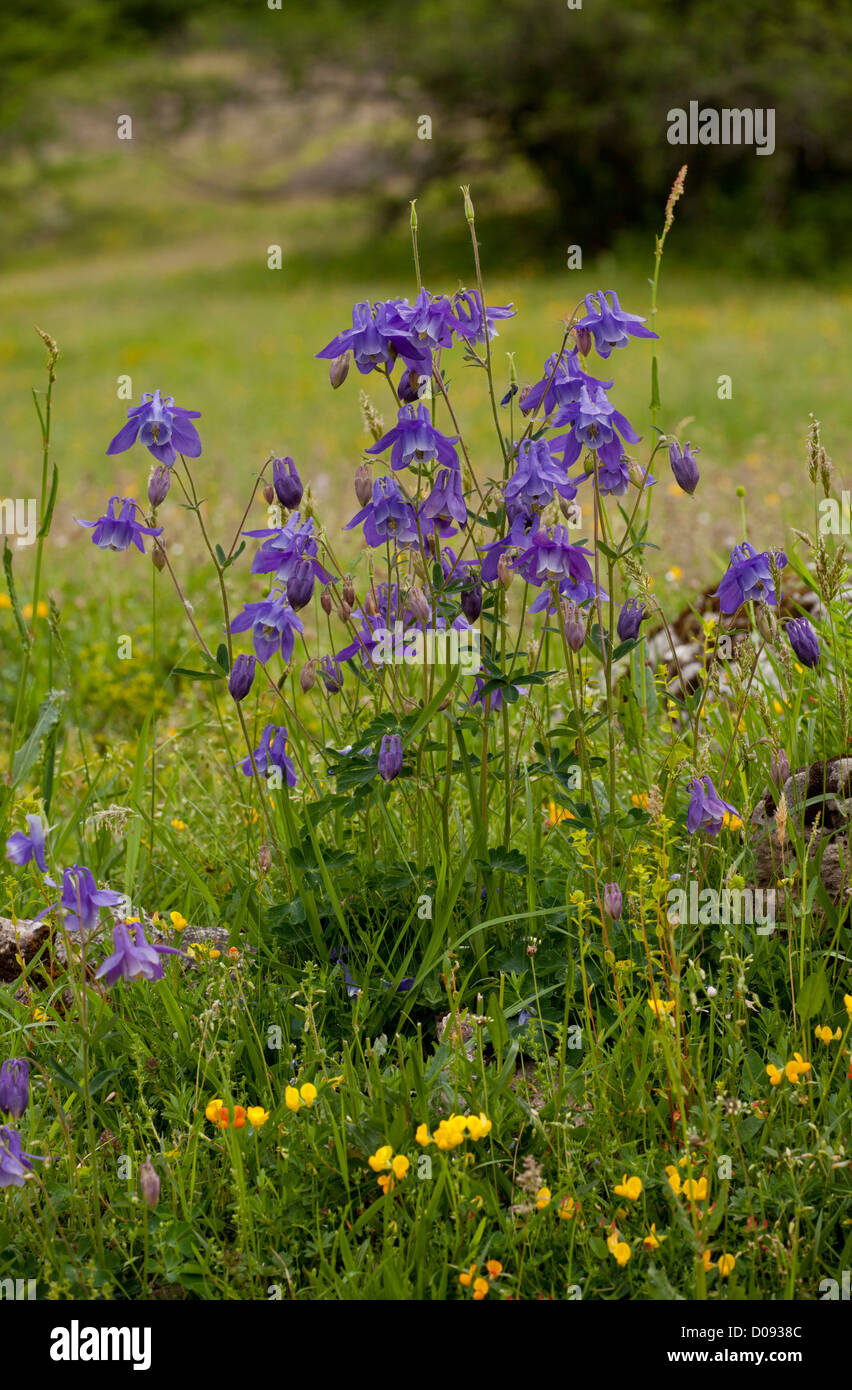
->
[452, 289, 515, 343]
[39, 865, 125, 938]
[272, 456, 303, 509]
[228, 653, 256, 701]
[106, 389, 201, 466]
[95, 921, 182, 986]
[6, 815, 48, 872]
[367, 403, 459, 473]
[345, 477, 419, 548]
[460, 580, 482, 623]
[714, 542, 787, 615]
[230, 589, 304, 664]
[505, 438, 578, 511]
[0, 1060, 29, 1120]
[512, 526, 594, 589]
[574, 290, 658, 359]
[686, 775, 741, 837]
[382, 287, 459, 352]
[669, 440, 701, 496]
[603, 883, 623, 921]
[617, 598, 649, 642]
[320, 655, 344, 693]
[246, 514, 332, 587]
[551, 384, 642, 495]
[786, 616, 820, 668]
[77, 497, 163, 554]
[148, 464, 171, 508]
[528, 574, 603, 616]
[0, 1125, 44, 1188]
[378, 734, 403, 783]
[239, 724, 298, 786]
[316, 299, 431, 377]
[422, 464, 468, 529]
[520, 348, 612, 417]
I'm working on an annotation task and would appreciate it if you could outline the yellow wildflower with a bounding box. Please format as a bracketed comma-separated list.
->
[766, 1063, 783, 1086]
[299, 1083, 317, 1107]
[416, 1123, 433, 1147]
[815, 1024, 842, 1045]
[466, 1112, 492, 1141]
[648, 998, 676, 1018]
[459, 1264, 476, 1288]
[614, 1174, 643, 1201]
[205, 1097, 224, 1123]
[681, 1176, 708, 1202]
[607, 1232, 631, 1267]
[472, 1277, 489, 1300]
[558, 1195, 578, 1221]
[784, 1052, 811, 1082]
[485, 1260, 503, 1278]
[368, 1145, 393, 1172]
[284, 1086, 301, 1113]
[246, 1107, 269, 1130]
[391, 1154, 410, 1180]
[535, 1186, 552, 1210]
[665, 1165, 681, 1196]
[718, 1253, 737, 1277]
[643, 1224, 663, 1251]
[171, 818, 186, 831]
[169, 911, 187, 931]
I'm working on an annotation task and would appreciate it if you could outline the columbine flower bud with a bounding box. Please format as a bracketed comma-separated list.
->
[300, 659, 317, 693]
[770, 748, 790, 787]
[378, 733, 403, 783]
[287, 558, 315, 612]
[262, 483, 275, 506]
[603, 882, 623, 921]
[321, 588, 333, 615]
[228, 653, 256, 702]
[0, 1059, 29, 1120]
[320, 655, 343, 694]
[617, 598, 648, 642]
[337, 600, 351, 622]
[561, 602, 586, 653]
[460, 581, 482, 623]
[272, 456, 303, 510]
[152, 545, 166, 572]
[329, 352, 350, 389]
[573, 325, 592, 356]
[148, 464, 171, 508]
[408, 586, 430, 624]
[497, 554, 514, 590]
[342, 576, 355, 608]
[354, 464, 372, 506]
[258, 842, 272, 872]
[140, 1158, 160, 1212]
[786, 616, 820, 668]
[559, 495, 581, 525]
[668, 439, 701, 496]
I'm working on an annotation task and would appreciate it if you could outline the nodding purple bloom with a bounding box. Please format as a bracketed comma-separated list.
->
[336, 583, 415, 667]
[574, 290, 658, 359]
[345, 477, 419, 548]
[382, 287, 459, 353]
[452, 289, 515, 343]
[669, 440, 701, 496]
[246, 514, 331, 587]
[715, 542, 787, 615]
[316, 299, 431, 377]
[0, 1060, 29, 1120]
[272, 456, 303, 510]
[512, 526, 595, 589]
[786, 616, 820, 668]
[239, 724, 297, 786]
[422, 464, 468, 529]
[286, 558, 316, 611]
[95, 921, 182, 987]
[0, 1125, 44, 1188]
[77, 496, 163, 554]
[320, 655, 344, 694]
[686, 775, 741, 837]
[40, 865, 125, 938]
[528, 574, 603, 616]
[441, 546, 474, 588]
[478, 502, 536, 584]
[228, 653, 256, 702]
[505, 438, 578, 511]
[6, 815, 48, 873]
[551, 384, 641, 490]
[617, 598, 649, 642]
[460, 580, 482, 623]
[106, 389, 201, 466]
[603, 883, 623, 921]
[230, 589, 303, 664]
[378, 734, 403, 783]
[366, 403, 459, 472]
[521, 348, 613, 418]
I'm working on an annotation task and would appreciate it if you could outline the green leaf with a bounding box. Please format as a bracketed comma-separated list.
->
[12, 689, 66, 787]
[650, 355, 661, 411]
[2, 539, 31, 650]
[171, 666, 223, 682]
[797, 971, 827, 1022]
[37, 463, 59, 538]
